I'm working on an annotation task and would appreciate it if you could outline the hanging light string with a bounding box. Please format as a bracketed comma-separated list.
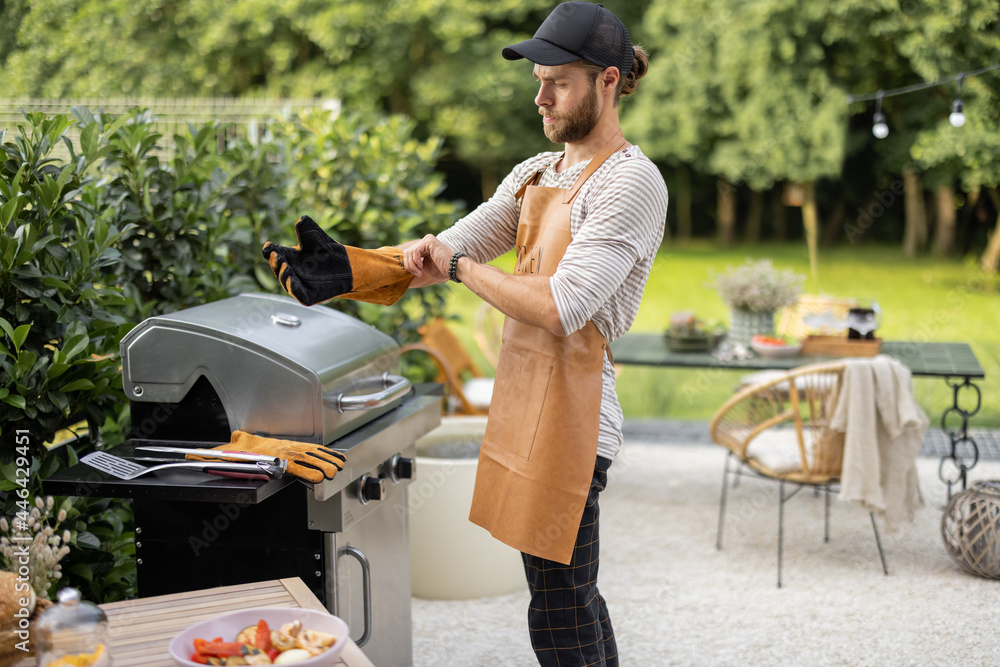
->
[847, 62, 1000, 138]
[846, 62, 1000, 104]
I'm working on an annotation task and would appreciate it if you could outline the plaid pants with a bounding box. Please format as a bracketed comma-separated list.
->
[522, 456, 617, 667]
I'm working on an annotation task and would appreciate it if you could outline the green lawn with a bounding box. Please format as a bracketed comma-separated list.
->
[440, 242, 1000, 429]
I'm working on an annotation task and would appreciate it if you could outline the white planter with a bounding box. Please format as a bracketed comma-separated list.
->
[408, 416, 526, 600]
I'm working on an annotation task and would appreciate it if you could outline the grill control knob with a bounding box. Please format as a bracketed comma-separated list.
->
[389, 454, 416, 482]
[358, 474, 386, 505]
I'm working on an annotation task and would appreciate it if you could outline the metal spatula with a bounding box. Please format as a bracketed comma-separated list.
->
[81, 451, 286, 480]
[134, 445, 280, 465]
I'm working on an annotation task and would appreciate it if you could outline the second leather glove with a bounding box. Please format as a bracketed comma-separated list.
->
[262, 215, 413, 306]
[187, 431, 346, 484]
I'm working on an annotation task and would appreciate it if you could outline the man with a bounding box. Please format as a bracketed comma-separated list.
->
[401, 3, 667, 665]
[264, 2, 666, 664]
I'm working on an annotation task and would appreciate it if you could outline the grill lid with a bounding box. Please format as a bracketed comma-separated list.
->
[121, 293, 407, 445]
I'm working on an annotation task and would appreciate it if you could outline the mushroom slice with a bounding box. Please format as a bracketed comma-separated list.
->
[296, 628, 338, 656]
[271, 620, 303, 651]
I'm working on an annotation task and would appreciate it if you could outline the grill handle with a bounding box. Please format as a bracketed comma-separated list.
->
[339, 545, 373, 647]
[332, 373, 411, 413]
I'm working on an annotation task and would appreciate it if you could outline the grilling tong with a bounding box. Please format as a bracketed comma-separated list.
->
[82, 446, 288, 480]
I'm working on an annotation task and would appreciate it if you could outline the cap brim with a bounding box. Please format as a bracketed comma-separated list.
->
[501, 38, 581, 66]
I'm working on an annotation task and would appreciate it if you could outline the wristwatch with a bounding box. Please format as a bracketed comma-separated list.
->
[449, 251, 467, 283]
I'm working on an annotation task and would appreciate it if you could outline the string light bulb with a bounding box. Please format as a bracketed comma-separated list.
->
[872, 91, 889, 139]
[949, 73, 966, 127]
[949, 100, 966, 127]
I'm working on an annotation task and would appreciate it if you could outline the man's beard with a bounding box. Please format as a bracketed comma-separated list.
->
[543, 82, 599, 144]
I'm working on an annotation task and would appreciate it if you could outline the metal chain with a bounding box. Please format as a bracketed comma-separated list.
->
[939, 377, 982, 500]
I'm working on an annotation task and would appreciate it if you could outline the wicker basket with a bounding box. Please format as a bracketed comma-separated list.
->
[0, 595, 52, 663]
[941, 480, 1000, 579]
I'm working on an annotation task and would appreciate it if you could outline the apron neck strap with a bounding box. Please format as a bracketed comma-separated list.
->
[513, 130, 627, 203]
[515, 163, 551, 201]
[562, 130, 627, 205]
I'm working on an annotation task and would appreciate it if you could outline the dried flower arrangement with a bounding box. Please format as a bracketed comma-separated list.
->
[1, 496, 73, 598]
[712, 258, 805, 313]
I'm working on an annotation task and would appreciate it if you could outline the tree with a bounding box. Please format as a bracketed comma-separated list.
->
[622, 0, 732, 244]
[628, 0, 848, 274]
[2, 0, 656, 201]
[911, 66, 1000, 268]
[3, 0, 662, 201]
[7, 0, 997, 262]
[629, 0, 1000, 265]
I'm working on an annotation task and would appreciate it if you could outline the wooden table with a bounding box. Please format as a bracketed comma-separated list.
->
[20, 578, 374, 667]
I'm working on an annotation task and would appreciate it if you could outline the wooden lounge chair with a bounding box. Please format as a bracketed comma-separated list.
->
[401, 318, 493, 416]
[473, 303, 504, 369]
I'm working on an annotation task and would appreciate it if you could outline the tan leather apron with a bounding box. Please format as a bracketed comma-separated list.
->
[469, 133, 626, 565]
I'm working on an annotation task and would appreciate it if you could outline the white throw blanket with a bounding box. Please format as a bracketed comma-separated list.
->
[830, 354, 929, 530]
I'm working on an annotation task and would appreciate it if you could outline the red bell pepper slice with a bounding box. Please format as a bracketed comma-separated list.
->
[197, 640, 246, 657]
[255, 619, 272, 653]
[189, 652, 209, 664]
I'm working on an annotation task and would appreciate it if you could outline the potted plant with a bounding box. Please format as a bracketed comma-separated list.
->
[712, 259, 805, 346]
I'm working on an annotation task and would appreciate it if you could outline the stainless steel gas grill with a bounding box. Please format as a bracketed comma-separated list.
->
[46, 293, 442, 667]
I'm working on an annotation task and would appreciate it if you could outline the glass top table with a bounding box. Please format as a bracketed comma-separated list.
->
[610, 334, 985, 379]
[610, 333, 986, 496]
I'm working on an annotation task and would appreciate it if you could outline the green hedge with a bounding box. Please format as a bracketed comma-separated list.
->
[0, 106, 458, 601]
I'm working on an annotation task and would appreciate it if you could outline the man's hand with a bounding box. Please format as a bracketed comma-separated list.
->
[402, 234, 453, 284]
[402, 233, 565, 336]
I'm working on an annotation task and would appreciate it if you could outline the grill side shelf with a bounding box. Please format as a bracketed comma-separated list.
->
[43, 447, 294, 504]
[42, 389, 444, 505]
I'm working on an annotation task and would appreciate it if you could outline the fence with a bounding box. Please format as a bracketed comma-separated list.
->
[0, 97, 339, 156]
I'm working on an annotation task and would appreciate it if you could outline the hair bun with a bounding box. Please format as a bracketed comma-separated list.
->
[621, 45, 650, 97]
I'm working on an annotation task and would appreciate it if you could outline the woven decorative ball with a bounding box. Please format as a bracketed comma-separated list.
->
[941, 480, 1000, 579]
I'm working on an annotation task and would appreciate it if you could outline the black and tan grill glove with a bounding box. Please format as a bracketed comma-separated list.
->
[187, 431, 346, 484]
[262, 215, 413, 306]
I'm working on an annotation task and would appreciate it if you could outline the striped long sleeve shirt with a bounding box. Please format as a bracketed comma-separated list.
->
[438, 145, 668, 460]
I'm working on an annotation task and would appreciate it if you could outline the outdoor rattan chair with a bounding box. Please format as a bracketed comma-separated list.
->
[709, 360, 888, 587]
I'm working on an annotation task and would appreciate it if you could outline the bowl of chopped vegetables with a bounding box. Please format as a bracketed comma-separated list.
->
[168, 607, 348, 666]
[750, 334, 802, 358]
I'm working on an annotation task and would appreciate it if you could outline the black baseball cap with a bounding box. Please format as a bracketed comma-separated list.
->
[502, 2, 634, 77]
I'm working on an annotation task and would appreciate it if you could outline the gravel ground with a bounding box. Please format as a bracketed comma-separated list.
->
[412, 442, 1000, 667]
